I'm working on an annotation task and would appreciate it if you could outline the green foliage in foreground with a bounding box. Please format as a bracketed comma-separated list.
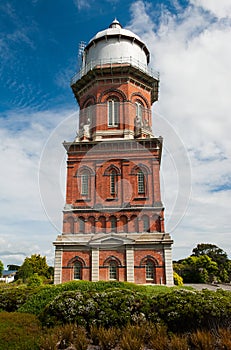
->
[0, 312, 40, 350]
[1, 313, 231, 350]
[0, 281, 230, 335]
[18, 280, 171, 315]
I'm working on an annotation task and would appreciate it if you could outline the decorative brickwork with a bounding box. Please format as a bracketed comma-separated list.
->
[53, 20, 174, 285]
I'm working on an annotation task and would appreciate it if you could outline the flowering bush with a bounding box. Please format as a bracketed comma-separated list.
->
[149, 289, 231, 332]
[40, 288, 150, 328]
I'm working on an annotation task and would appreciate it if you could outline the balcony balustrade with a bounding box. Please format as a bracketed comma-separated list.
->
[71, 57, 159, 86]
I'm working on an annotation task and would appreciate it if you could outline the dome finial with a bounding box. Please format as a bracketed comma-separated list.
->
[109, 18, 122, 29]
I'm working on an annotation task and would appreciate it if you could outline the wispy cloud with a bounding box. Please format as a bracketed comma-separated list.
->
[190, 0, 231, 19]
[73, 0, 92, 10]
[0, 107, 77, 266]
[128, 0, 231, 258]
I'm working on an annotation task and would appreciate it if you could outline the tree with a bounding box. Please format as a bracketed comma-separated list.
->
[17, 259, 33, 283]
[17, 254, 51, 283]
[7, 264, 20, 271]
[0, 260, 4, 277]
[191, 243, 228, 266]
[178, 255, 218, 283]
[24, 254, 50, 278]
[191, 243, 230, 282]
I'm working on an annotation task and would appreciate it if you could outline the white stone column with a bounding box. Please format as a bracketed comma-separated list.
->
[53, 248, 63, 285]
[91, 248, 99, 281]
[164, 245, 174, 286]
[126, 247, 134, 282]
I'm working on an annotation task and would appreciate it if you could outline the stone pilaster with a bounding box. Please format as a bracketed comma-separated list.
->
[91, 248, 99, 281]
[53, 248, 63, 285]
[126, 247, 134, 282]
[164, 244, 174, 286]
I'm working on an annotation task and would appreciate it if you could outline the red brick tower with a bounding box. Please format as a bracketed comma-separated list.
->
[53, 19, 173, 285]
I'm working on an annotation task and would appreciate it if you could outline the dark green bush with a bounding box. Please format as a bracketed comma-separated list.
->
[0, 286, 37, 312]
[149, 289, 231, 332]
[40, 288, 151, 328]
[19, 280, 148, 315]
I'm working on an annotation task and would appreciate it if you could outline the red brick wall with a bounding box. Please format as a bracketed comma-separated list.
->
[61, 247, 166, 284]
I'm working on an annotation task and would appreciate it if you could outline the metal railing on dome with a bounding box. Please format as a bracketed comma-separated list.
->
[71, 57, 159, 85]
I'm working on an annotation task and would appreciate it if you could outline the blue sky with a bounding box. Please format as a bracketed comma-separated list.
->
[0, 0, 231, 267]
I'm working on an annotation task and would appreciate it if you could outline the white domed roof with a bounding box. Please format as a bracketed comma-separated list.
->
[84, 19, 150, 67]
[88, 19, 144, 49]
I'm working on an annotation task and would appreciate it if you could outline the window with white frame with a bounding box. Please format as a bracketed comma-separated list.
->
[143, 216, 150, 232]
[109, 261, 117, 280]
[110, 170, 116, 194]
[137, 170, 145, 194]
[79, 218, 85, 233]
[108, 98, 119, 126]
[74, 261, 82, 280]
[81, 174, 89, 195]
[135, 101, 143, 120]
[110, 216, 117, 232]
[146, 261, 155, 280]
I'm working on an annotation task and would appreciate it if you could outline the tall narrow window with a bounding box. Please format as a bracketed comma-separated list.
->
[110, 170, 116, 194]
[143, 215, 150, 232]
[146, 261, 155, 280]
[137, 170, 145, 194]
[108, 99, 119, 126]
[99, 216, 106, 233]
[110, 216, 117, 232]
[74, 261, 82, 280]
[109, 261, 117, 280]
[136, 102, 143, 120]
[81, 174, 89, 195]
[79, 217, 85, 233]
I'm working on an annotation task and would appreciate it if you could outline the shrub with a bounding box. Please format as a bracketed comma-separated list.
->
[97, 326, 120, 350]
[39, 323, 89, 350]
[168, 334, 188, 350]
[19, 280, 148, 316]
[119, 332, 144, 350]
[217, 328, 231, 349]
[149, 288, 231, 333]
[173, 271, 183, 286]
[40, 288, 150, 328]
[27, 273, 44, 287]
[0, 285, 37, 312]
[189, 330, 216, 350]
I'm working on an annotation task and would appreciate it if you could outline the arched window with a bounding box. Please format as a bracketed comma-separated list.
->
[120, 215, 128, 233]
[135, 101, 143, 120]
[79, 217, 85, 233]
[99, 216, 106, 233]
[81, 173, 89, 195]
[110, 170, 116, 195]
[88, 216, 95, 233]
[142, 215, 150, 232]
[110, 216, 117, 233]
[108, 98, 119, 126]
[109, 261, 118, 280]
[74, 261, 82, 280]
[146, 260, 155, 280]
[131, 215, 138, 232]
[137, 170, 145, 194]
[67, 217, 74, 234]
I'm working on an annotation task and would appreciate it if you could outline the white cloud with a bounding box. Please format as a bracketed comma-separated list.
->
[190, 0, 231, 19]
[0, 108, 77, 267]
[128, 1, 231, 259]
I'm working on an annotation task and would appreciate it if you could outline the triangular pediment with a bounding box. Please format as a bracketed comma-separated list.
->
[88, 234, 134, 247]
